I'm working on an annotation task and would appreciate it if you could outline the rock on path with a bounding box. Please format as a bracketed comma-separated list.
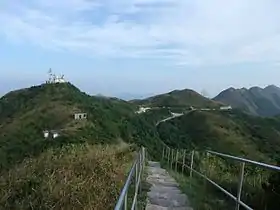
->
[145, 161, 193, 210]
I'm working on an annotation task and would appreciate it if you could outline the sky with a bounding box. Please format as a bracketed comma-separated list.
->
[1, 0, 280, 99]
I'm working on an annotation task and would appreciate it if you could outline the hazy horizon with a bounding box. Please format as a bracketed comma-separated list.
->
[1, 1, 280, 99]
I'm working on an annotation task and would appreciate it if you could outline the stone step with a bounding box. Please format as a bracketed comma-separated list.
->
[147, 192, 189, 207]
[149, 185, 182, 194]
[148, 161, 161, 168]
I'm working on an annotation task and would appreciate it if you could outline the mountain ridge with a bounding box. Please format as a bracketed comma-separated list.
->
[213, 85, 280, 116]
[131, 88, 222, 109]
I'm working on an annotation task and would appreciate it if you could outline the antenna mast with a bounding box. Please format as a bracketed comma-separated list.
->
[46, 68, 66, 84]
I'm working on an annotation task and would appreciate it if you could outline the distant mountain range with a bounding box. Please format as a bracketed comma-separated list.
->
[130, 84, 280, 117]
[213, 85, 280, 117]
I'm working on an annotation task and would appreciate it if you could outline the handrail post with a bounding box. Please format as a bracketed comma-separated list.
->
[139, 148, 143, 194]
[190, 150, 194, 178]
[171, 149, 174, 169]
[182, 149, 186, 173]
[143, 147, 145, 164]
[173, 149, 175, 169]
[236, 162, 245, 210]
[167, 147, 170, 166]
[124, 193, 127, 210]
[175, 150, 179, 172]
[162, 147, 165, 161]
[135, 158, 138, 210]
[189, 150, 194, 188]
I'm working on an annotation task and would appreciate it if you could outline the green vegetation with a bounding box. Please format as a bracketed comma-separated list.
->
[0, 83, 137, 170]
[157, 110, 280, 209]
[137, 174, 151, 209]
[158, 110, 280, 161]
[2, 82, 280, 209]
[119, 108, 172, 158]
[168, 170, 232, 210]
[0, 143, 134, 210]
[0, 83, 167, 209]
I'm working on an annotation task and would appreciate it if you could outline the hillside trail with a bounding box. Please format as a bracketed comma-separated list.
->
[155, 110, 195, 126]
[145, 161, 193, 210]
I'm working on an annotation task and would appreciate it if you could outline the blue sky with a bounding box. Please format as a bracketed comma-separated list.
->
[1, 0, 280, 99]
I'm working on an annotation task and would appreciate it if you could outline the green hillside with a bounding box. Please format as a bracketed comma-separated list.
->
[0, 82, 167, 210]
[157, 109, 280, 209]
[0, 83, 137, 170]
[157, 110, 280, 161]
[132, 89, 222, 109]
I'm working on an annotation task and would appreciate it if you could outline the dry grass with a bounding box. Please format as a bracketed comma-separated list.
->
[0, 143, 134, 210]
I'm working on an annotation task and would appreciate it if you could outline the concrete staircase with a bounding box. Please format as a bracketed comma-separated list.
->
[145, 161, 193, 210]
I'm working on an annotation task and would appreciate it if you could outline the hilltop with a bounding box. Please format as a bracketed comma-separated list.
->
[213, 85, 280, 117]
[0, 82, 137, 169]
[131, 89, 222, 109]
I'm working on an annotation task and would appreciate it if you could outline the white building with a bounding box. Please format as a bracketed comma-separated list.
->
[74, 113, 87, 120]
[136, 107, 151, 114]
[53, 132, 60, 139]
[43, 130, 49, 138]
[43, 130, 60, 139]
[170, 112, 183, 117]
[53, 75, 66, 83]
[220, 106, 232, 110]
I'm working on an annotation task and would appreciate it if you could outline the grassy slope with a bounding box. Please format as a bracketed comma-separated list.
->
[0, 143, 134, 210]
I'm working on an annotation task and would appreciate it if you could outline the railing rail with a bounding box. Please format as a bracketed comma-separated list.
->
[207, 150, 280, 171]
[161, 146, 280, 210]
[114, 147, 145, 210]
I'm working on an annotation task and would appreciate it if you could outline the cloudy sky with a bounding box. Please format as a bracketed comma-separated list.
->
[1, 0, 280, 99]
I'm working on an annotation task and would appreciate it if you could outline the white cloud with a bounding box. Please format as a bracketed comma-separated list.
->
[1, 0, 280, 66]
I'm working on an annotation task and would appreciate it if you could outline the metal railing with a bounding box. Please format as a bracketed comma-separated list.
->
[161, 146, 280, 210]
[114, 147, 145, 210]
